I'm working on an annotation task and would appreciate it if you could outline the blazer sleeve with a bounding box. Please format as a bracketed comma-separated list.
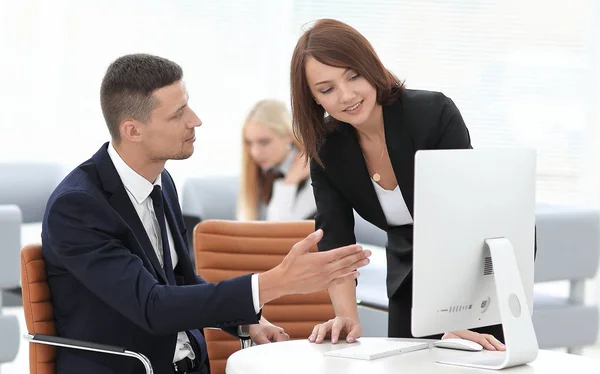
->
[433, 96, 473, 150]
[310, 158, 356, 251]
[45, 191, 260, 335]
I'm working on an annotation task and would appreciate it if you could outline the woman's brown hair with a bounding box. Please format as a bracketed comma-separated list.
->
[290, 18, 404, 166]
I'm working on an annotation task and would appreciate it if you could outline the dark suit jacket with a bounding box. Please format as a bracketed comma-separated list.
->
[42, 143, 259, 374]
[310, 89, 473, 298]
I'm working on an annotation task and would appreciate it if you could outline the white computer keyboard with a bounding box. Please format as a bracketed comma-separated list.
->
[323, 340, 429, 360]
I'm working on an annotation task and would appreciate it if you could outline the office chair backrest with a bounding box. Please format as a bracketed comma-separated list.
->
[194, 220, 335, 374]
[20, 244, 56, 374]
[181, 176, 239, 221]
[0, 163, 65, 223]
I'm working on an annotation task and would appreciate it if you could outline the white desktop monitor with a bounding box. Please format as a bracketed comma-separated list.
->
[411, 148, 538, 370]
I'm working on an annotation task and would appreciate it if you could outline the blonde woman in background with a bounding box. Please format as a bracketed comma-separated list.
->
[238, 99, 317, 221]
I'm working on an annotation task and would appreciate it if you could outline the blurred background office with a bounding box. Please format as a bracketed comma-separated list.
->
[237, 99, 316, 222]
[1, 0, 600, 372]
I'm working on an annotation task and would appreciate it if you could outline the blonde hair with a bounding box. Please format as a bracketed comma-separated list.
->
[237, 99, 298, 220]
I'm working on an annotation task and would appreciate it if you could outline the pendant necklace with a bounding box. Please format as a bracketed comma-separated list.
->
[364, 136, 386, 182]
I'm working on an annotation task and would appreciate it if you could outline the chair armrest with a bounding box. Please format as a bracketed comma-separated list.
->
[204, 326, 253, 349]
[24, 334, 153, 374]
[237, 325, 253, 349]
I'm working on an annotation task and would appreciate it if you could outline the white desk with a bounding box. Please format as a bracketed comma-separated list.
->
[226, 338, 600, 373]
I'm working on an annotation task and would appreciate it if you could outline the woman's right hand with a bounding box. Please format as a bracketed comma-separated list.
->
[308, 316, 362, 344]
[284, 153, 310, 185]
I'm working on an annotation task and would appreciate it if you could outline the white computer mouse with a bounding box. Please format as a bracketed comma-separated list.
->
[433, 338, 483, 352]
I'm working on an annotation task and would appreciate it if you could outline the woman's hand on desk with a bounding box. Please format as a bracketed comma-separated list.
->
[308, 316, 362, 344]
[442, 330, 506, 351]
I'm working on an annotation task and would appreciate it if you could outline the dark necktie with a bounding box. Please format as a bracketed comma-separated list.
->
[150, 185, 176, 285]
[150, 185, 208, 365]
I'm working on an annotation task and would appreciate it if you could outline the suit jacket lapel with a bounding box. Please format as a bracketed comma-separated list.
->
[93, 143, 169, 284]
[108, 190, 169, 283]
[163, 192, 197, 283]
[337, 125, 388, 229]
[383, 98, 416, 217]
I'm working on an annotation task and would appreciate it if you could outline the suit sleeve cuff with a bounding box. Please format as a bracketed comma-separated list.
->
[251, 274, 263, 314]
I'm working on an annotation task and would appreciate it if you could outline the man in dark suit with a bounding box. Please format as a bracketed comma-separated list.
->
[42, 54, 371, 374]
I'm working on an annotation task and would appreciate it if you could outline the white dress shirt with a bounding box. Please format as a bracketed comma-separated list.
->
[108, 144, 261, 363]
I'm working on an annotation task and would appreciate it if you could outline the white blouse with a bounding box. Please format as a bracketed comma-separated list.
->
[371, 179, 413, 226]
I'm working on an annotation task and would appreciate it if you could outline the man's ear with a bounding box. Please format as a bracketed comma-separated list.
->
[121, 119, 143, 143]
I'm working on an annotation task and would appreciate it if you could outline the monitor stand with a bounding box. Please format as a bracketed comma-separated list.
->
[436, 237, 539, 370]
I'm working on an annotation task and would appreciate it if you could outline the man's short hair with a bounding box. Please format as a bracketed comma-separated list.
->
[100, 54, 183, 142]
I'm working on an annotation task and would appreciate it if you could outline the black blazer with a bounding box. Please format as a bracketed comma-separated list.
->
[42, 143, 259, 373]
[310, 89, 472, 297]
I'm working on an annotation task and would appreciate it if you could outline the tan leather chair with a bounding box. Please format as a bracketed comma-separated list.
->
[194, 220, 335, 374]
[20, 244, 153, 374]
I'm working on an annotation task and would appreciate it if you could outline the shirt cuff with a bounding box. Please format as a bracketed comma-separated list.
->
[251, 274, 263, 314]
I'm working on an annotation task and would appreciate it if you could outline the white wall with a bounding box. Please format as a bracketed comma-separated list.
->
[2, 1, 599, 205]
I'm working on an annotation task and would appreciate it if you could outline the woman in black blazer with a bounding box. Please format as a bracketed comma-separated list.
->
[289, 18, 505, 350]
